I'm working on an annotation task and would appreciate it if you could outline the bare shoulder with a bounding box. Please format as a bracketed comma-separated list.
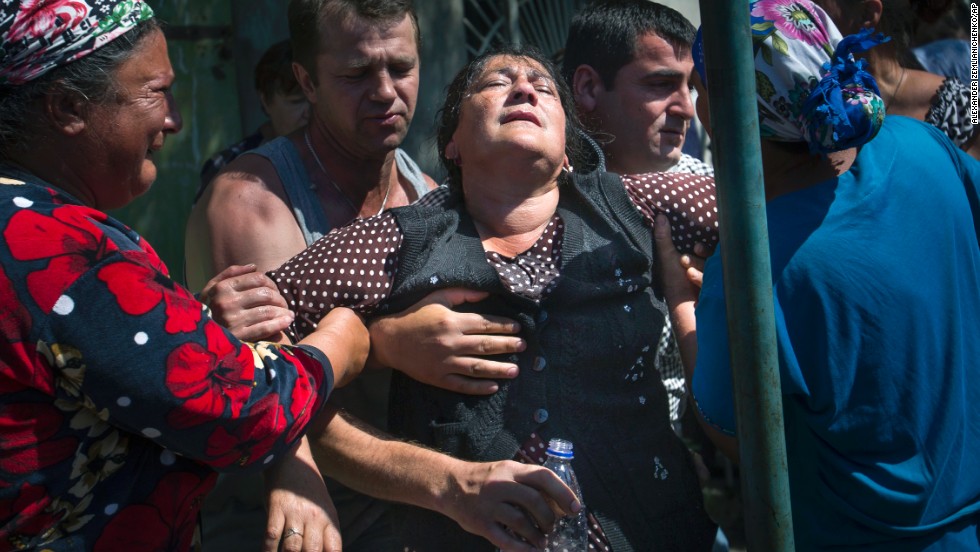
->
[185, 153, 308, 286]
[206, 154, 292, 216]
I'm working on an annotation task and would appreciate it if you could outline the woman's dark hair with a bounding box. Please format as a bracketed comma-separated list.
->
[908, 0, 955, 24]
[255, 39, 302, 100]
[436, 44, 587, 188]
[0, 18, 161, 159]
[878, 0, 954, 61]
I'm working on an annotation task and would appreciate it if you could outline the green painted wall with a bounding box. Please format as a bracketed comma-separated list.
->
[110, 0, 242, 285]
[109, 0, 465, 285]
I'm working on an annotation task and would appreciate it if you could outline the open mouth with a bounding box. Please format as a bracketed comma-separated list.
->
[502, 110, 541, 126]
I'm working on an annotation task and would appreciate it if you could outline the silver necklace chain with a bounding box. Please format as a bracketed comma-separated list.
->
[304, 130, 392, 217]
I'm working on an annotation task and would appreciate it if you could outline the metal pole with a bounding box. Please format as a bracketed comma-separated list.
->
[696, 1, 795, 550]
[506, 0, 521, 45]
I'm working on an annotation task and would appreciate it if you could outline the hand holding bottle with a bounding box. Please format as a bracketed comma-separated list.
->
[542, 439, 589, 552]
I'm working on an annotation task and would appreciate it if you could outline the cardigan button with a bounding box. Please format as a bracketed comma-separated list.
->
[533, 409, 549, 423]
[532, 356, 546, 372]
[537, 310, 548, 324]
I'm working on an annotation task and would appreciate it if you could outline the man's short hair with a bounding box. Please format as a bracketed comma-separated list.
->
[287, 0, 420, 78]
[561, 0, 695, 89]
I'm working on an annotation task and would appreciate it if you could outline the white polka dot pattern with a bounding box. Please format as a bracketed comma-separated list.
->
[272, 173, 718, 340]
[271, 213, 403, 340]
[485, 215, 563, 303]
[622, 172, 719, 253]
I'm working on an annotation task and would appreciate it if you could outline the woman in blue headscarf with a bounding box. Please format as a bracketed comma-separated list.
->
[656, 0, 980, 549]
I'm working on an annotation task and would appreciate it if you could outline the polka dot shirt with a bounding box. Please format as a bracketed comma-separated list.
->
[269, 172, 718, 549]
[623, 171, 718, 251]
[271, 172, 718, 341]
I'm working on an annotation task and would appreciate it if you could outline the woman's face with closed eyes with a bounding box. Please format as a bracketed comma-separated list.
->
[444, 55, 567, 171]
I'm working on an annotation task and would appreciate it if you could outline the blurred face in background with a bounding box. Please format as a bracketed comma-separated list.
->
[261, 88, 309, 136]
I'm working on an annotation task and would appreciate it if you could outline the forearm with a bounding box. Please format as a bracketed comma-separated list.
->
[655, 214, 739, 460]
[306, 407, 461, 515]
[297, 308, 369, 389]
[266, 437, 322, 489]
[670, 301, 739, 461]
[264, 437, 344, 552]
[306, 408, 582, 550]
[668, 300, 698, 391]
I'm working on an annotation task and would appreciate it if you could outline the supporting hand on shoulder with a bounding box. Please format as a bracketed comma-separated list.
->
[199, 263, 293, 342]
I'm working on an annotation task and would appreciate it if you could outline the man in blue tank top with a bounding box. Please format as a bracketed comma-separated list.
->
[183, 1, 435, 551]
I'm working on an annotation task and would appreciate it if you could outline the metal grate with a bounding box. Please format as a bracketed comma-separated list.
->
[463, 0, 590, 60]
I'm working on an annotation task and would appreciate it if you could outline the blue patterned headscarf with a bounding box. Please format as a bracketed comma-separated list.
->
[0, 0, 154, 86]
[693, 0, 887, 153]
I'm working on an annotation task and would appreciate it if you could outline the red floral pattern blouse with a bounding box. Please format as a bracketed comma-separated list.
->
[0, 171, 333, 551]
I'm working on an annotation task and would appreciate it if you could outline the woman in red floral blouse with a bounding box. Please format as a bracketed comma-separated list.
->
[0, 2, 367, 550]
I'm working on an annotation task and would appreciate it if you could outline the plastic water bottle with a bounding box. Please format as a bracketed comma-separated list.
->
[542, 438, 588, 552]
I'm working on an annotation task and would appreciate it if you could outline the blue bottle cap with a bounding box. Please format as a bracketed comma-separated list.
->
[546, 438, 574, 459]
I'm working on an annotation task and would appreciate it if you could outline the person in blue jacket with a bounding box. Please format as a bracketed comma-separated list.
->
[656, 1, 980, 549]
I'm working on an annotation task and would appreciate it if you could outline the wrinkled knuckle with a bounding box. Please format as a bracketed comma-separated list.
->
[211, 307, 232, 322]
[434, 317, 456, 333]
[478, 337, 495, 354]
[432, 335, 453, 351]
[211, 294, 233, 310]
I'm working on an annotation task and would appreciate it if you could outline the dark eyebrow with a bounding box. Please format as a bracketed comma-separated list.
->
[526, 69, 555, 85]
[483, 66, 555, 85]
[484, 67, 514, 79]
[640, 68, 687, 80]
[346, 54, 418, 71]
